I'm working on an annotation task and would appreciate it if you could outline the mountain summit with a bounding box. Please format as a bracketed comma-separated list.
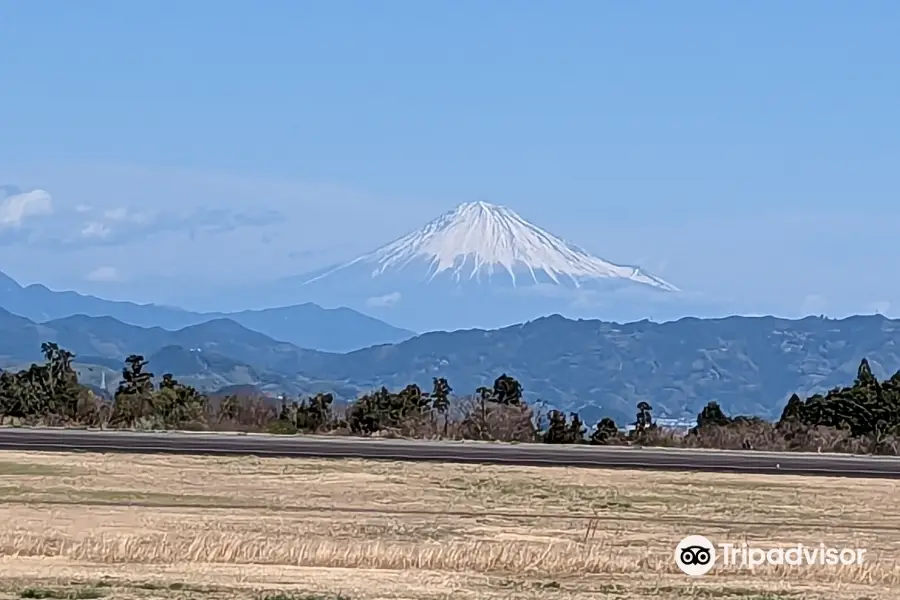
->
[283, 202, 680, 332]
[304, 201, 678, 292]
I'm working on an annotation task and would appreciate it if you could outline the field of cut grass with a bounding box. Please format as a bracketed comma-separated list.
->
[0, 452, 896, 599]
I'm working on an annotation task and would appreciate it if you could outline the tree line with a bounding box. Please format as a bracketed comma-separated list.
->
[2, 343, 900, 454]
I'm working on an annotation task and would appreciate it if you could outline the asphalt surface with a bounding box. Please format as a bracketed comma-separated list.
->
[0, 428, 899, 478]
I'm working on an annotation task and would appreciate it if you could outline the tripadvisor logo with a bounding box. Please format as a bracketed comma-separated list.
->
[675, 535, 716, 576]
[674, 535, 867, 577]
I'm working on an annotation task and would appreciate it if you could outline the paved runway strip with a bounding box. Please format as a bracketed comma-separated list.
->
[0, 428, 898, 478]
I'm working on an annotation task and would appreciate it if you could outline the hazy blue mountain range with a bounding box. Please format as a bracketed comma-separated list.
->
[1, 306, 898, 425]
[0, 306, 359, 401]
[0, 270, 413, 352]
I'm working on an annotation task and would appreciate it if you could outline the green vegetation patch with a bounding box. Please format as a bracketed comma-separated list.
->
[71, 489, 232, 505]
[19, 587, 105, 600]
[0, 486, 238, 508]
[0, 485, 28, 498]
[122, 581, 218, 593]
[0, 462, 75, 477]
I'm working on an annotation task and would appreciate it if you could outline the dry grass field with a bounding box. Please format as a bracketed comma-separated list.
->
[0, 451, 896, 600]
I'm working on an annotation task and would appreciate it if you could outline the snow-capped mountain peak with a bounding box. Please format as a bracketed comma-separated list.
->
[303, 201, 678, 292]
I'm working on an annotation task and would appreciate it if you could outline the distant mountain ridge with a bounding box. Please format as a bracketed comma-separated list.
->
[284, 313, 900, 424]
[0, 270, 413, 352]
[0, 306, 354, 401]
[1, 305, 898, 425]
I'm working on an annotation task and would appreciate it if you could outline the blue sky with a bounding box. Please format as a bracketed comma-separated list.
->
[1, 1, 898, 318]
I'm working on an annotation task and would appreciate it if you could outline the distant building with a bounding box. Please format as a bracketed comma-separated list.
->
[622, 417, 697, 433]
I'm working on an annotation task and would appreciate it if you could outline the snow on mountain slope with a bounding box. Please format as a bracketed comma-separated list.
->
[303, 201, 678, 292]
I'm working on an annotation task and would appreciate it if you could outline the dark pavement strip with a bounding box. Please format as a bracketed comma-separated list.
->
[0, 428, 898, 478]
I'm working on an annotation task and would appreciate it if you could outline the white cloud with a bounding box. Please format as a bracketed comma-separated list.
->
[81, 221, 111, 238]
[0, 189, 54, 228]
[366, 292, 402, 308]
[85, 266, 121, 282]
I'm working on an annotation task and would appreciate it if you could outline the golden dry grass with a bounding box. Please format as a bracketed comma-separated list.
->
[0, 452, 896, 599]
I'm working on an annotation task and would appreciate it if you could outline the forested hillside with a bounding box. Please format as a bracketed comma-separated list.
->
[3, 309, 900, 424]
[3, 341, 900, 455]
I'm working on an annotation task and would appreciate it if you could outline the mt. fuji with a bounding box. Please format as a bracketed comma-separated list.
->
[276, 202, 681, 332]
[305, 201, 678, 292]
